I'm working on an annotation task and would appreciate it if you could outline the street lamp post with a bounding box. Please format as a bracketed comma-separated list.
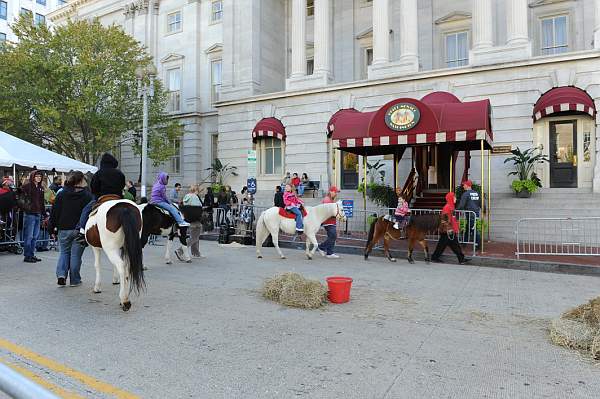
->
[136, 64, 157, 199]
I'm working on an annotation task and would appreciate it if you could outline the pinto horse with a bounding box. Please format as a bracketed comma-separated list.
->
[255, 201, 345, 260]
[85, 199, 144, 311]
[139, 203, 210, 264]
[363, 214, 440, 263]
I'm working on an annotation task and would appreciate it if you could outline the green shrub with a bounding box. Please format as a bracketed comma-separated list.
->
[358, 182, 397, 208]
[511, 179, 539, 193]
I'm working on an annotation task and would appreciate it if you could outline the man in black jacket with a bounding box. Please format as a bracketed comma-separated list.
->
[457, 179, 481, 248]
[76, 153, 125, 244]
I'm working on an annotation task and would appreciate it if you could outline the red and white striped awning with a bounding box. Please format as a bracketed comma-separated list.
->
[533, 87, 596, 122]
[252, 117, 286, 142]
[332, 129, 492, 149]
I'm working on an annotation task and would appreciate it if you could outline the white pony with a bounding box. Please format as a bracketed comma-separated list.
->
[85, 199, 145, 311]
[255, 200, 345, 259]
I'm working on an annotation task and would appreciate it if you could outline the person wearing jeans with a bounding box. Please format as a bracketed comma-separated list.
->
[20, 170, 45, 263]
[150, 172, 189, 227]
[49, 171, 93, 286]
[283, 184, 304, 233]
[318, 186, 341, 259]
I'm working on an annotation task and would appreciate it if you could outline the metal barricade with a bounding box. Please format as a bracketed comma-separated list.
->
[0, 362, 59, 399]
[0, 207, 58, 254]
[516, 217, 600, 259]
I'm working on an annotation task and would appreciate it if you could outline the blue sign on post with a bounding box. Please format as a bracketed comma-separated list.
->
[247, 178, 257, 195]
[342, 199, 354, 218]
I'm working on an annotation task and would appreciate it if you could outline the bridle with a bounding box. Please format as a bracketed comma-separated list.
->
[335, 202, 344, 220]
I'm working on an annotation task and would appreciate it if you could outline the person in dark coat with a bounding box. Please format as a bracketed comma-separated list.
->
[126, 180, 137, 201]
[203, 187, 215, 211]
[76, 153, 125, 244]
[49, 171, 93, 286]
[456, 179, 481, 248]
[273, 185, 284, 208]
[49, 176, 63, 194]
[19, 170, 45, 263]
[431, 192, 470, 265]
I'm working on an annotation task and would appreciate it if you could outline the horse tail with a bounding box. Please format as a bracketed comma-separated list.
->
[365, 216, 378, 248]
[117, 206, 145, 294]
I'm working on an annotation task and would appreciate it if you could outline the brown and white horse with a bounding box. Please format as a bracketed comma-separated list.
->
[85, 199, 145, 311]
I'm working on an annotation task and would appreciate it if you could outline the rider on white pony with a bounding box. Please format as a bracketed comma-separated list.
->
[283, 184, 303, 233]
[150, 172, 190, 227]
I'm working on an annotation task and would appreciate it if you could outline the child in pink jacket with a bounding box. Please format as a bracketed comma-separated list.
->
[283, 184, 304, 233]
[394, 188, 409, 229]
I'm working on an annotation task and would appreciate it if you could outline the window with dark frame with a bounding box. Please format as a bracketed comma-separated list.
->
[0, 1, 6, 20]
[169, 139, 181, 174]
[35, 13, 45, 25]
[306, 59, 314, 75]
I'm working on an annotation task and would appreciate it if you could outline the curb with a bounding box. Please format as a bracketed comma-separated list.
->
[200, 234, 600, 277]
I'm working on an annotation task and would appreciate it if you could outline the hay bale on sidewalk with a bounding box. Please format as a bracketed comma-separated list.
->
[261, 272, 327, 309]
[550, 296, 600, 358]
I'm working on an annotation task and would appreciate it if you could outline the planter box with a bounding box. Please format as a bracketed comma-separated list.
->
[516, 190, 532, 198]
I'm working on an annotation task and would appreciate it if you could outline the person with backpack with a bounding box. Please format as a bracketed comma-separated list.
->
[48, 171, 93, 287]
[19, 170, 45, 263]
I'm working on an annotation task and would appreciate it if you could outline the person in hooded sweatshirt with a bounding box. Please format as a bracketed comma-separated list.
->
[75, 153, 126, 244]
[430, 192, 470, 265]
[149, 172, 190, 227]
[49, 171, 93, 287]
[19, 170, 46, 263]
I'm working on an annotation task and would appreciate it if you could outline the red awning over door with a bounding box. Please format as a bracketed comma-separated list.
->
[533, 87, 596, 121]
[252, 117, 286, 142]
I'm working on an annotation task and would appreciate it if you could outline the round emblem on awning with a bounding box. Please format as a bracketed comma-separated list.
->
[384, 103, 420, 131]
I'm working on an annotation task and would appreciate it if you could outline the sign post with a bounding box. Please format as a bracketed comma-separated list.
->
[342, 199, 354, 235]
[247, 150, 257, 199]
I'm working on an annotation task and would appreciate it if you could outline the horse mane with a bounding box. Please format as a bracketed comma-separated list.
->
[409, 214, 440, 232]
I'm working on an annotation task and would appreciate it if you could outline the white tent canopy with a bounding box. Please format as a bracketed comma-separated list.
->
[0, 130, 97, 173]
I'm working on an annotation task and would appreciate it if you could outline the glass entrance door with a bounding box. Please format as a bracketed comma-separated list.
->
[549, 120, 577, 188]
[341, 151, 359, 189]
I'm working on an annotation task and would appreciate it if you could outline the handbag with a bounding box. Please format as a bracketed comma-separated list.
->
[17, 192, 32, 213]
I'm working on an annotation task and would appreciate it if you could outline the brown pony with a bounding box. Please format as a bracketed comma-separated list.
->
[364, 214, 440, 263]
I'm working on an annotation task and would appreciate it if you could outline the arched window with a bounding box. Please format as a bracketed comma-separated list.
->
[252, 117, 286, 176]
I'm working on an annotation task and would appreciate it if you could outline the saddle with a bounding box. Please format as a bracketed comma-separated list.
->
[89, 194, 123, 218]
[278, 207, 307, 219]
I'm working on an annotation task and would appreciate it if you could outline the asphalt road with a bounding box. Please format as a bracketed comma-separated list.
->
[1, 240, 600, 398]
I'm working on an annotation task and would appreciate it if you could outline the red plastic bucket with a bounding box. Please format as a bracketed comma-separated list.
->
[326, 276, 353, 304]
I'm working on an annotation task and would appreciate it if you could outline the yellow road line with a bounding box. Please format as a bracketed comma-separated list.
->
[0, 338, 140, 399]
[0, 357, 85, 399]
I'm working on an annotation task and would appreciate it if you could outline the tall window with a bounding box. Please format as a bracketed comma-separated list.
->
[259, 138, 283, 175]
[36, 0, 46, 5]
[211, 134, 218, 165]
[445, 31, 468, 68]
[211, 59, 222, 103]
[21, 8, 32, 17]
[306, 59, 314, 75]
[0, 1, 6, 20]
[541, 15, 568, 55]
[169, 139, 181, 174]
[167, 11, 182, 33]
[211, 1, 223, 22]
[0, 33, 6, 43]
[307, 0, 314, 17]
[166, 67, 181, 112]
[35, 14, 45, 25]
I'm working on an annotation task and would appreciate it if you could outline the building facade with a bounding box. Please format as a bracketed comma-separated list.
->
[0, 0, 65, 42]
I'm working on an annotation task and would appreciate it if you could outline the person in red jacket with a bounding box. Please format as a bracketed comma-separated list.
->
[431, 192, 470, 264]
[283, 184, 304, 233]
[317, 186, 340, 259]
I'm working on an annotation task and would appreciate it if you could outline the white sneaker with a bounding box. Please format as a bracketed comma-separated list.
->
[393, 222, 399, 229]
[326, 254, 340, 259]
[318, 248, 326, 257]
[79, 227, 85, 234]
[178, 221, 190, 227]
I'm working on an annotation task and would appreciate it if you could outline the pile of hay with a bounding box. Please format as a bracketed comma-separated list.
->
[261, 272, 328, 309]
[550, 296, 600, 358]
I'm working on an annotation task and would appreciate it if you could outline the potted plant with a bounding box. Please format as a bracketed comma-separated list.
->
[503, 147, 548, 198]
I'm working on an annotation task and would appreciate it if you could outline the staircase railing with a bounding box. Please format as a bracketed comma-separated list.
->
[400, 168, 418, 204]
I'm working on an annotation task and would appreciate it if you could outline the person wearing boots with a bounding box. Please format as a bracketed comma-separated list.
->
[75, 153, 125, 245]
[431, 192, 470, 265]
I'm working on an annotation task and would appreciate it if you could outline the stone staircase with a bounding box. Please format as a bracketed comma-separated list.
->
[489, 188, 600, 242]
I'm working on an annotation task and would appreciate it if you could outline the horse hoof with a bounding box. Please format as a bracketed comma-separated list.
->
[307, 255, 312, 260]
[390, 258, 397, 262]
[93, 289, 101, 294]
[257, 255, 263, 259]
[408, 258, 415, 264]
[121, 301, 131, 311]
[112, 282, 120, 285]
[186, 259, 192, 263]
[165, 260, 172, 265]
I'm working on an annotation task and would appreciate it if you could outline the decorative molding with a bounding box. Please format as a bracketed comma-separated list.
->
[529, 0, 575, 8]
[204, 43, 223, 54]
[435, 11, 472, 25]
[355, 27, 373, 40]
[261, 104, 276, 119]
[160, 53, 185, 63]
[551, 68, 577, 87]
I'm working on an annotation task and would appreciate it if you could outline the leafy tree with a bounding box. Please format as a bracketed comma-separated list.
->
[0, 17, 182, 166]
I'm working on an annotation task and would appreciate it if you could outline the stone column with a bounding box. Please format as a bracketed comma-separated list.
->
[472, 0, 493, 51]
[399, 0, 419, 68]
[371, 0, 389, 65]
[313, 0, 331, 76]
[506, 0, 529, 46]
[594, 0, 600, 49]
[290, 0, 307, 78]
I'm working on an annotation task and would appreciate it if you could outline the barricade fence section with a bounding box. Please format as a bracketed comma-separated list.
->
[0, 206, 56, 254]
[516, 217, 600, 259]
[203, 204, 478, 256]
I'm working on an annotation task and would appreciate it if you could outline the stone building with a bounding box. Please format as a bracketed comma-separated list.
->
[0, 0, 65, 42]
[50, 0, 600, 240]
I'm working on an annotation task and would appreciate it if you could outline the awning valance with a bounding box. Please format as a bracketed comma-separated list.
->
[533, 87, 596, 122]
[252, 117, 286, 142]
[327, 92, 493, 155]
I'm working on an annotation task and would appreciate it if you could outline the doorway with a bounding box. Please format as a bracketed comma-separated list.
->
[341, 151, 359, 189]
[549, 120, 577, 188]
